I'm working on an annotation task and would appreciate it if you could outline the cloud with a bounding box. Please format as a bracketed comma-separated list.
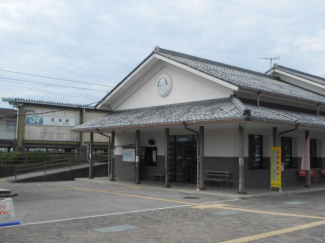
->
[0, 0, 324, 108]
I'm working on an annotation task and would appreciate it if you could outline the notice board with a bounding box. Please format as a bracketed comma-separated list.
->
[123, 148, 135, 162]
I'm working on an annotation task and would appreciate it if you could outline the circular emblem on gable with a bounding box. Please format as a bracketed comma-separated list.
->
[157, 74, 172, 97]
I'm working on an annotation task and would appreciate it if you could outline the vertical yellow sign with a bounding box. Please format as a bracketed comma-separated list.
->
[271, 147, 281, 188]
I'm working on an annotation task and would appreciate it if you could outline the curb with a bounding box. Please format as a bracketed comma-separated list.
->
[237, 187, 325, 199]
[75, 178, 325, 200]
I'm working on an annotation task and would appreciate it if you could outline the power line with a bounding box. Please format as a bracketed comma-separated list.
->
[0, 85, 98, 99]
[0, 68, 114, 87]
[0, 76, 109, 92]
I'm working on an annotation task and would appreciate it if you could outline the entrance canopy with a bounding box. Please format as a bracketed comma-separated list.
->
[72, 96, 325, 132]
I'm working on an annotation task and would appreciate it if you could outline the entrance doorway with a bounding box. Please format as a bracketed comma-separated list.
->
[168, 135, 197, 183]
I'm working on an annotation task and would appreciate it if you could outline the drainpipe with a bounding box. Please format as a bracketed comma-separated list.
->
[278, 123, 299, 139]
[257, 92, 261, 106]
[183, 122, 200, 190]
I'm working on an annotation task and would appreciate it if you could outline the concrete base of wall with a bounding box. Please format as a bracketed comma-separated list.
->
[0, 166, 16, 178]
[114, 155, 325, 188]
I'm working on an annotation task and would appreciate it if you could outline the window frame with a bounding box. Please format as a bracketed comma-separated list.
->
[249, 134, 264, 169]
[281, 137, 292, 169]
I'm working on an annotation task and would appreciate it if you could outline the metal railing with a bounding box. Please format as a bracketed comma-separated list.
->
[14, 152, 109, 181]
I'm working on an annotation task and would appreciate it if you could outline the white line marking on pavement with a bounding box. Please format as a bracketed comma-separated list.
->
[1, 205, 191, 229]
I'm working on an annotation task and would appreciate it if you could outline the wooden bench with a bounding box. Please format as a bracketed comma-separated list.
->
[204, 170, 231, 188]
[149, 174, 165, 182]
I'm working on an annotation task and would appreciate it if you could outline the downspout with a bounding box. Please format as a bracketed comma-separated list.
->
[257, 91, 261, 107]
[278, 123, 299, 139]
[183, 122, 200, 190]
[97, 129, 111, 141]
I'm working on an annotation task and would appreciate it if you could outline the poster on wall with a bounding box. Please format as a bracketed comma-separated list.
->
[122, 148, 135, 162]
[26, 116, 75, 127]
[270, 147, 282, 188]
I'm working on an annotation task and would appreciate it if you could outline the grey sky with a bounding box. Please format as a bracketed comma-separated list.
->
[0, 0, 324, 108]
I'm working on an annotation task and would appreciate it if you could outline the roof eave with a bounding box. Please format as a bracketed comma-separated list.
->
[239, 87, 325, 106]
[71, 118, 244, 133]
[270, 68, 325, 90]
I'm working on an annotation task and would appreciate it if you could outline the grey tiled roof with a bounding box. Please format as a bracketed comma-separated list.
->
[73, 98, 244, 131]
[272, 64, 325, 86]
[247, 103, 325, 127]
[72, 97, 325, 131]
[154, 47, 325, 105]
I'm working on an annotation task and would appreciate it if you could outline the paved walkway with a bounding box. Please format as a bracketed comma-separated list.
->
[76, 177, 325, 199]
[0, 179, 325, 242]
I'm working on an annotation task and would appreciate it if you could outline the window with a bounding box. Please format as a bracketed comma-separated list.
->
[310, 139, 317, 168]
[281, 137, 292, 168]
[144, 147, 158, 166]
[249, 135, 263, 169]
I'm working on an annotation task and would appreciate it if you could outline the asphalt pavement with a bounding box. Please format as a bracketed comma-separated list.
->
[0, 179, 324, 242]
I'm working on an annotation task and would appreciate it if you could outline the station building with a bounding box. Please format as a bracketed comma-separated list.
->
[1, 98, 109, 152]
[22, 47, 325, 191]
[72, 47, 325, 191]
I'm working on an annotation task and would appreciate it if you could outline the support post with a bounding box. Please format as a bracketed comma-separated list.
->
[238, 124, 247, 194]
[89, 132, 94, 179]
[273, 127, 278, 147]
[305, 130, 311, 188]
[109, 131, 115, 181]
[79, 108, 85, 148]
[199, 126, 206, 190]
[108, 139, 111, 180]
[135, 130, 141, 184]
[163, 128, 171, 188]
[15, 105, 25, 151]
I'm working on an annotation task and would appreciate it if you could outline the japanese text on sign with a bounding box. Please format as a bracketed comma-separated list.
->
[271, 147, 282, 188]
[26, 116, 76, 127]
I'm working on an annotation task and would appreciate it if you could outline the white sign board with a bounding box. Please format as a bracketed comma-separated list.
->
[44, 117, 76, 126]
[0, 198, 20, 227]
[123, 148, 135, 162]
[26, 116, 76, 127]
[0, 198, 14, 221]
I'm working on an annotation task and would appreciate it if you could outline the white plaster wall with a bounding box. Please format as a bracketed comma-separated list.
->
[113, 61, 233, 111]
[84, 111, 110, 143]
[204, 128, 237, 157]
[0, 120, 15, 140]
[111, 124, 325, 158]
[24, 106, 80, 141]
[115, 129, 165, 156]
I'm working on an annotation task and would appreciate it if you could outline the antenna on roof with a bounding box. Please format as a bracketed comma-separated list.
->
[258, 57, 280, 68]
